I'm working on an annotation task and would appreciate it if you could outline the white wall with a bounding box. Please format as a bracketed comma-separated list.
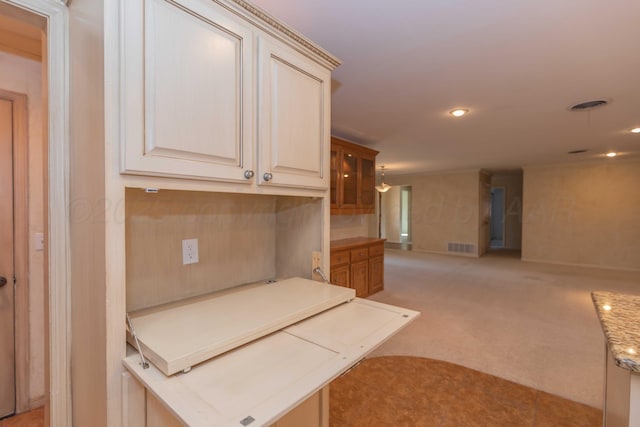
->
[0, 50, 44, 403]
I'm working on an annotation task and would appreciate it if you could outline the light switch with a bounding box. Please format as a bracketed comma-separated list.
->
[34, 232, 44, 251]
[182, 238, 199, 265]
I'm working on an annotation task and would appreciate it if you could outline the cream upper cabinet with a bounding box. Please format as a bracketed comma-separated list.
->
[121, 0, 254, 183]
[257, 36, 331, 190]
[120, 0, 336, 190]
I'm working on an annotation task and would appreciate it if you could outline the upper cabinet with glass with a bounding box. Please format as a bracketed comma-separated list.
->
[330, 137, 379, 215]
[118, 0, 338, 191]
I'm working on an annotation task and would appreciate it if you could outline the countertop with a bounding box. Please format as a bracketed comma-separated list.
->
[330, 237, 385, 250]
[592, 291, 640, 373]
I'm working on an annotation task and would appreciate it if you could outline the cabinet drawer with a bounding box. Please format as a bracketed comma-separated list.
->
[330, 250, 350, 267]
[368, 244, 384, 258]
[350, 247, 369, 262]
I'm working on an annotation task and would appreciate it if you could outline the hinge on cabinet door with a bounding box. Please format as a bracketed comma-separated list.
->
[339, 358, 364, 378]
[126, 314, 149, 369]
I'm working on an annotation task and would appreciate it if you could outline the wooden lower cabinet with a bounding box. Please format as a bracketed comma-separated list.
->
[330, 237, 384, 298]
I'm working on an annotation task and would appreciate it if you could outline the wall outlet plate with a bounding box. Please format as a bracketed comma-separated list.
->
[311, 251, 321, 278]
[182, 238, 199, 265]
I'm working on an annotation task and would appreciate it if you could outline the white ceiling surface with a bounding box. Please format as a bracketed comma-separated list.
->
[251, 0, 640, 174]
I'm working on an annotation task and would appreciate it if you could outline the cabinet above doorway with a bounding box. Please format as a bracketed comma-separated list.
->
[331, 137, 378, 215]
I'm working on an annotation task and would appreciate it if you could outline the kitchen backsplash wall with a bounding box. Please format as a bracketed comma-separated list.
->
[126, 189, 277, 312]
[330, 214, 376, 240]
[276, 197, 323, 280]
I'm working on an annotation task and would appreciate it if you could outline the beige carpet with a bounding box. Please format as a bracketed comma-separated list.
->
[367, 249, 640, 409]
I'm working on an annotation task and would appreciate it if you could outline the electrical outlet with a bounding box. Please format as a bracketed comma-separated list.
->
[311, 251, 321, 277]
[182, 238, 199, 265]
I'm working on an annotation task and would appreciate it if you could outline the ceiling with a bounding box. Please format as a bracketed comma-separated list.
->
[251, 0, 640, 175]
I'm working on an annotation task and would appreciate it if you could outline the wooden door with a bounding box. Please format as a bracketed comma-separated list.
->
[258, 36, 330, 189]
[0, 98, 15, 418]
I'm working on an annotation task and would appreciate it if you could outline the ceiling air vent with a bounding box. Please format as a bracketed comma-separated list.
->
[569, 99, 608, 111]
[568, 149, 588, 154]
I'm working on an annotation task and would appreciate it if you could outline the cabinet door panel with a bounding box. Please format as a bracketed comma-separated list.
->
[350, 261, 368, 298]
[330, 265, 350, 288]
[359, 157, 375, 208]
[368, 256, 384, 295]
[122, 0, 254, 182]
[259, 37, 330, 189]
[341, 153, 358, 206]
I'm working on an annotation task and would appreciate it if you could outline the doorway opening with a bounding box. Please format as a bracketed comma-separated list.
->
[0, 3, 46, 420]
[400, 186, 411, 245]
[489, 187, 505, 248]
[484, 170, 524, 258]
[381, 185, 412, 250]
[0, 1, 70, 425]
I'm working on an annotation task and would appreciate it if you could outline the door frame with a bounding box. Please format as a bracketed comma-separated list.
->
[2, 0, 70, 425]
[0, 90, 29, 414]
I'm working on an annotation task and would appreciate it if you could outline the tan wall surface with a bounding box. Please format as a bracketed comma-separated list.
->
[126, 190, 278, 312]
[386, 171, 480, 256]
[522, 160, 640, 270]
[0, 51, 44, 403]
[491, 172, 523, 250]
[381, 186, 401, 242]
[69, 0, 107, 425]
[330, 213, 376, 240]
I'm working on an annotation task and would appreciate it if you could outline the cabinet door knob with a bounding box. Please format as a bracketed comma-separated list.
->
[243, 170, 254, 179]
[263, 172, 273, 182]
[0, 276, 7, 287]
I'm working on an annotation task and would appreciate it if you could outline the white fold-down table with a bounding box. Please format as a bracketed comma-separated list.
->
[124, 278, 419, 426]
[127, 278, 356, 376]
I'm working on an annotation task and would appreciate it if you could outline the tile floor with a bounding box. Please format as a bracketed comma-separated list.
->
[330, 356, 602, 427]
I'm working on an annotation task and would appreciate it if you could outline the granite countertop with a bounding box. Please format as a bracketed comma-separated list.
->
[592, 291, 640, 373]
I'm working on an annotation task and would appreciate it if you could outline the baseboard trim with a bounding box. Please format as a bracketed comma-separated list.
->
[521, 257, 640, 272]
[28, 395, 46, 411]
[410, 248, 479, 258]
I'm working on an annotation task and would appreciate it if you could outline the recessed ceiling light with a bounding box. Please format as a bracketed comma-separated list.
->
[631, 128, 640, 134]
[449, 109, 468, 117]
[603, 304, 612, 311]
[606, 152, 617, 158]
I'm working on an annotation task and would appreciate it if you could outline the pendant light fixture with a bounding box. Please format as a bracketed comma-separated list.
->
[375, 166, 391, 193]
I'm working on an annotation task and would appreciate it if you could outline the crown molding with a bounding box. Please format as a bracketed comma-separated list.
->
[229, 0, 341, 70]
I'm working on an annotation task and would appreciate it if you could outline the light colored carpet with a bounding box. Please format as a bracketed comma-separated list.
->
[367, 249, 640, 409]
